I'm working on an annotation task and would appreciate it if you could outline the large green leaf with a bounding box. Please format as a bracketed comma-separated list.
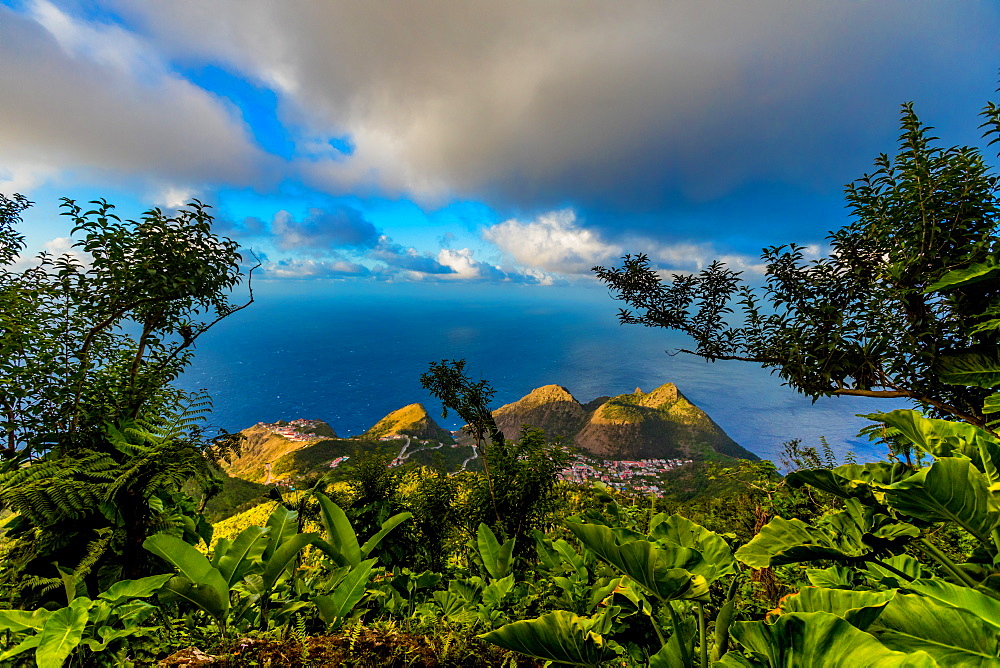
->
[262, 504, 300, 562]
[787, 462, 916, 502]
[35, 599, 91, 668]
[313, 559, 375, 627]
[315, 492, 361, 567]
[261, 532, 319, 591]
[874, 410, 1000, 488]
[567, 522, 710, 601]
[0, 608, 52, 632]
[98, 574, 172, 604]
[735, 500, 918, 569]
[479, 611, 618, 667]
[730, 611, 937, 667]
[217, 525, 269, 586]
[903, 578, 1000, 628]
[936, 351, 1000, 389]
[883, 457, 998, 545]
[0, 634, 41, 664]
[648, 513, 737, 577]
[477, 523, 515, 579]
[143, 533, 230, 620]
[872, 592, 1000, 666]
[360, 511, 412, 559]
[925, 262, 1000, 293]
[773, 586, 896, 631]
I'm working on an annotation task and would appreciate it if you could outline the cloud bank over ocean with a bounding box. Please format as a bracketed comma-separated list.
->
[2, 0, 998, 283]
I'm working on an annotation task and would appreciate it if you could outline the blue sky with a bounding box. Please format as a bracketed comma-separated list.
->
[2, 0, 999, 286]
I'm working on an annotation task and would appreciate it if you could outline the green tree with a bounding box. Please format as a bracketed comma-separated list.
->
[0, 195, 253, 603]
[594, 98, 1000, 430]
[421, 360, 569, 549]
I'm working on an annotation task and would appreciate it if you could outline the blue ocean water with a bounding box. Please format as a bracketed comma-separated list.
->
[177, 281, 906, 463]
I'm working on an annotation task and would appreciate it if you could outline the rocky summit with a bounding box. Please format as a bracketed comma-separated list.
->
[363, 403, 455, 443]
[484, 382, 756, 461]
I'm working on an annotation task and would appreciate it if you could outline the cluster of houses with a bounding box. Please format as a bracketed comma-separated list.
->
[558, 455, 693, 496]
[257, 418, 325, 442]
[327, 456, 350, 469]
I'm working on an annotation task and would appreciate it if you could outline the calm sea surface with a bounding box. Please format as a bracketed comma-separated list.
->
[177, 281, 906, 463]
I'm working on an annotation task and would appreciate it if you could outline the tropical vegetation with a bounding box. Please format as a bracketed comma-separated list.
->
[0, 93, 999, 666]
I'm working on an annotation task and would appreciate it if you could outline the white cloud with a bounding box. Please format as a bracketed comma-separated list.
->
[482, 208, 768, 277]
[483, 210, 620, 274]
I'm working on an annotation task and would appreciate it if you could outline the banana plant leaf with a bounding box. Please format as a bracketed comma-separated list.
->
[315, 492, 362, 567]
[313, 558, 375, 627]
[262, 504, 300, 562]
[479, 611, 619, 668]
[648, 513, 737, 577]
[143, 533, 230, 621]
[216, 525, 269, 586]
[568, 522, 711, 601]
[871, 592, 1000, 666]
[97, 574, 172, 604]
[359, 510, 411, 559]
[883, 457, 998, 546]
[735, 499, 918, 569]
[260, 532, 319, 591]
[771, 586, 896, 631]
[477, 523, 515, 579]
[728, 611, 937, 667]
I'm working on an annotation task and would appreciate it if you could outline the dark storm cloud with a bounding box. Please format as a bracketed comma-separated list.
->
[0, 3, 273, 196]
[106, 0, 999, 241]
[271, 208, 379, 250]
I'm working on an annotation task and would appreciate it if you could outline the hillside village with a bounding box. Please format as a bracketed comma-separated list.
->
[255, 418, 329, 441]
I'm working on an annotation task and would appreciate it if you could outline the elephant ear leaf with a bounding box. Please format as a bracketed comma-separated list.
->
[902, 579, 1000, 628]
[730, 611, 936, 667]
[871, 592, 1000, 665]
[735, 501, 918, 569]
[935, 350, 1000, 389]
[925, 262, 1000, 293]
[648, 513, 736, 577]
[35, 600, 91, 668]
[567, 522, 710, 601]
[874, 409, 1000, 487]
[480, 611, 618, 668]
[883, 457, 998, 546]
[772, 587, 896, 631]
